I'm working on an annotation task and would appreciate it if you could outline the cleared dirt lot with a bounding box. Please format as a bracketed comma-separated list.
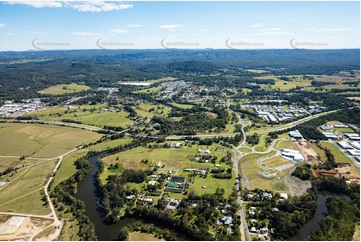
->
[0, 215, 53, 241]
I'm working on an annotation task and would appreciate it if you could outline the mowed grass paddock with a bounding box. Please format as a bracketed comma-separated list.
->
[0, 123, 102, 157]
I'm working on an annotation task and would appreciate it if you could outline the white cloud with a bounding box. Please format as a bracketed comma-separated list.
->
[160, 24, 184, 31]
[4, 1, 62, 8]
[250, 23, 263, 28]
[6, 32, 14, 36]
[72, 32, 101, 37]
[4, 1, 133, 12]
[304, 28, 316, 31]
[0, 23, 5, 28]
[64, 2, 133, 12]
[198, 28, 208, 32]
[110, 28, 127, 34]
[127, 24, 142, 28]
[321, 28, 352, 31]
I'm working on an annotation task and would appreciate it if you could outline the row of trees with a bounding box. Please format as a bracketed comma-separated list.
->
[51, 157, 97, 240]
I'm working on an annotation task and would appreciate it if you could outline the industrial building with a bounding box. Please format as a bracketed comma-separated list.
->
[280, 148, 304, 162]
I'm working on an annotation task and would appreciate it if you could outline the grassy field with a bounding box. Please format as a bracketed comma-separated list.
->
[25, 104, 134, 128]
[102, 146, 215, 170]
[134, 86, 162, 94]
[128, 231, 163, 241]
[262, 157, 290, 169]
[240, 151, 291, 191]
[51, 149, 89, 191]
[276, 140, 296, 150]
[38, 83, 90, 95]
[97, 143, 235, 195]
[239, 147, 252, 153]
[0, 161, 55, 214]
[133, 104, 172, 118]
[189, 174, 235, 197]
[0, 123, 102, 158]
[254, 74, 360, 94]
[334, 127, 355, 133]
[255, 76, 312, 91]
[320, 142, 357, 165]
[254, 134, 268, 152]
[170, 102, 194, 109]
[88, 137, 133, 152]
[59, 220, 80, 241]
[0, 157, 35, 173]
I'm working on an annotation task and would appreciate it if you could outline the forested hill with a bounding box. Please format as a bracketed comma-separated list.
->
[0, 49, 359, 100]
[0, 49, 359, 69]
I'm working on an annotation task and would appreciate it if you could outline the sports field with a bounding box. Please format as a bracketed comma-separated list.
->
[0, 123, 102, 158]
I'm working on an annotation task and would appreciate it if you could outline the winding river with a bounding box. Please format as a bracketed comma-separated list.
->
[74, 152, 347, 241]
[289, 191, 349, 241]
[74, 152, 186, 241]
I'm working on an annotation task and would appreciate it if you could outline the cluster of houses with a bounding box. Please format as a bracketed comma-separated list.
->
[166, 176, 187, 193]
[244, 190, 287, 240]
[159, 81, 191, 100]
[0, 99, 46, 117]
[242, 104, 326, 123]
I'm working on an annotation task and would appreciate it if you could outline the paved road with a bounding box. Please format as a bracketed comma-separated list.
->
[230, 112, 251, 241]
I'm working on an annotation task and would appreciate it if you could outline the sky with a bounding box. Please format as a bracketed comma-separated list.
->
[0, 1, 359, 51]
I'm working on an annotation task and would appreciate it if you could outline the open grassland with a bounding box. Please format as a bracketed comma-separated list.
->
[0, 191, 50, 215]
[246, 69, 270, 74]
[133, 104, 172, 118]
[319, 142, 359, 174]
[239, 147, 252, 153]
[25, 104, 134, 128]
[334, 127, 355, 133]
[0, 161, 55, 214]
[170, 102, 194, 109]
[0, 157, 35, 173]
[254, 134, 269, 152]
[88, 137, 133, 152]
[262, 157, 290, 169]
[129, 231, 163, 241]
[240, 151, 289, 191]
[38, 83, 90, 95]
[58, 220, 80, 241]
[190, 175, 235, 197]
[255, 76, 312, 91]
[0, 123, 102, 158]
[276, 140, 296, 150]
[101, 143, 228, 182]
[0, 167, 28, 183]
[134, 85, 162, 94]
[51, 149, 89, 191]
